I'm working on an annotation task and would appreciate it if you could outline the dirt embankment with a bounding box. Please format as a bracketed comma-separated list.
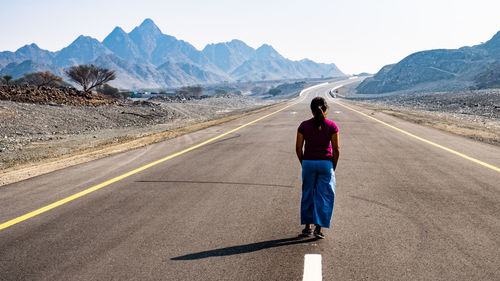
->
[346, 89, 500, 146]
[0, 85, 117, 106]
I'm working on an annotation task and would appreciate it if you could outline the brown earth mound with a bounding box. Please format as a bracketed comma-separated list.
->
[0, 85, 117, 106]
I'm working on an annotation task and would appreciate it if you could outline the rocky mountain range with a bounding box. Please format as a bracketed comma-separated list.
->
[0, 19, 345, 90]
[356, 30, 500, 94]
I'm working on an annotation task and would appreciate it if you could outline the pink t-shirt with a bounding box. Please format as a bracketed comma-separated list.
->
[298, 118, 339, 160]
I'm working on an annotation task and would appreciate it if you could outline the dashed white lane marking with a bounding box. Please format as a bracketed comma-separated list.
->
[303, 254, 322, 281]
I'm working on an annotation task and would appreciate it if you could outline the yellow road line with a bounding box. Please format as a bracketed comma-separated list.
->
[0, 94, 309, 231]
[329, 97, 500, 173]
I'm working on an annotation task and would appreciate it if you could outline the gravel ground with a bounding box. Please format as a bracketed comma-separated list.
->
[0, 95, 275, 171]
[348, 89, 500, 145]
[353, 90, 499, 119]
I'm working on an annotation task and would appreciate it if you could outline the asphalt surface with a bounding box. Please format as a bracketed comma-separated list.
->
[1, 79, 499, 280]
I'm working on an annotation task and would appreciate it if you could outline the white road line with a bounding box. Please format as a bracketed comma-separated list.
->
[331, 84, 343, 91]
[327, 84, 345, 98]
[303, 254, 322, 281]
[300, 82, 329, 96]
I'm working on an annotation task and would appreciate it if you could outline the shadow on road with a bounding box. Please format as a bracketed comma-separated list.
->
[171, 236, 318, 260]
[136, 180, 293, 188]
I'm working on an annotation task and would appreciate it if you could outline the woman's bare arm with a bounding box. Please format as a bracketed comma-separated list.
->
[331, 132, 340, 171]
[296, 132, 304, 165]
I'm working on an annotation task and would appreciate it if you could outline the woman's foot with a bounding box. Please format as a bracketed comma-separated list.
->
[313, 225, 325, 239]
[313, 229, 325, 239]
[299, 228, 313, 237]
[298, 224, 312, 237]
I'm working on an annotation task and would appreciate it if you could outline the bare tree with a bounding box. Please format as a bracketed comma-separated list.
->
[65, 64, 116, 93]
[2, 75, 12, 85]
[24, 71, 62, 88]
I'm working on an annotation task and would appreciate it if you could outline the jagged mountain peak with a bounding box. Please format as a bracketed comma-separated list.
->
[128, 18, 164, 61]
[256, 44, 283, 59]
[201, 39, 256, 72]
[15, 43, 50, 56]
[103, 25, 140, 62]
[227, 39, 251, 48]
[53, 35, 110, 67]
[109, 26, 127, 36]
[75, 35, 90, 40]
[15, 43, 53, 56]
[226, 39, 255, 52]
[229, 39, 245, 44]
[63, 35, 108, 52]
[203, 39, 250, 50]
[103, 27, 129, 44]
[102, 26, 128, 45]
[18, 43, 41, 50]
[257, 44, 274, 51]
[131, 18, 162, 36]
[141, 18, 156, 27]
[71, 35, 102, 46]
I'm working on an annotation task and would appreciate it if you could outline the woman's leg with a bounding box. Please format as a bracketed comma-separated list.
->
[313, 161, 336, 228]
[301, 160, 317, 226]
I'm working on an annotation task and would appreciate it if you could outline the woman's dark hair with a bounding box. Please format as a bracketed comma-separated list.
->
[310, 97, 328, 129]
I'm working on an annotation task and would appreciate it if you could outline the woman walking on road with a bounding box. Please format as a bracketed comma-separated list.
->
[296, 97, 340, 239]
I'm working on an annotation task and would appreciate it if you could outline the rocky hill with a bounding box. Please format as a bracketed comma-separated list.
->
[0, 19, 345, 90]
[474, 61, 500, 89]
[356, 30, 500, 94]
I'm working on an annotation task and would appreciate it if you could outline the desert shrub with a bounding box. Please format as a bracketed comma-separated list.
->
[24, 71, 63, 88]
[2, 75, 12, 85]
[97, 84, 130, 100]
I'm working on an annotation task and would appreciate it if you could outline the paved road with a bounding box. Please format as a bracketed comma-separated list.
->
[1, 79, 499, 280]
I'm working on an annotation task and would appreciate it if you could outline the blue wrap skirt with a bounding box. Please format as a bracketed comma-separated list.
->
[301, 160, 336, 228]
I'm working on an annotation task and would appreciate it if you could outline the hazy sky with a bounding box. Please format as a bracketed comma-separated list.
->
[1, 0, 499, 74]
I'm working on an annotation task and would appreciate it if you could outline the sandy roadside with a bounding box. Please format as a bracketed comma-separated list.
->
[345, 100, 500, 146]
[0, 102, 284, 187]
